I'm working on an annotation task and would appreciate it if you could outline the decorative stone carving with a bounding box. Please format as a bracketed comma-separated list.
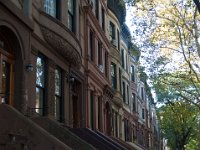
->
[40, 26, 81, 68]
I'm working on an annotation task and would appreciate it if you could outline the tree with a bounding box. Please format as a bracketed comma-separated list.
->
[193, 0, 200, 14]
[158, 102, 199, 150]
[124, 0, 200, 148]
[125, 0, 200, 105]
[152, 68, 200, 108]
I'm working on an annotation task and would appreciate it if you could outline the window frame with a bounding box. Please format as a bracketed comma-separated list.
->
[54, 67, 63, 121]
[36, 54, 46, 116]
[109, 22, 115, 40]
[121, 49, 125, 68]
[131, 65, 135, 82]
[126, 85, 129, 105]
[122, 81, 126, 102]
[43, 0, 60, 19]
[68, 0, 76, 32]
[101, 7, 105, 31]
[111, 63, 117, 89]
[97, 41, 102, 66]
[89, 29, 94, 62]
[132, 93, 136, 112]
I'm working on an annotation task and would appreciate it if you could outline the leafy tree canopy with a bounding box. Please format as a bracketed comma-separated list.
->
[157, 102, 199, 150]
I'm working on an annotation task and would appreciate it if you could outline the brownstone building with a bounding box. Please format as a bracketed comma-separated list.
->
[0, 0, 161, 149]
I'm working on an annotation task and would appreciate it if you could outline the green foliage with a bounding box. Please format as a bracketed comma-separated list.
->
[124, 0, 200, 148]
[157, 102, 199, 149]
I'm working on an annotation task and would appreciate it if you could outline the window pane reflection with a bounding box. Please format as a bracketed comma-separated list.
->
[44, 0, 57, 18]
[36, 57, 45, 87]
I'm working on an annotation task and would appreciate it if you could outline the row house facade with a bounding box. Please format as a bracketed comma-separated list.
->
[0, 0, 161, 149]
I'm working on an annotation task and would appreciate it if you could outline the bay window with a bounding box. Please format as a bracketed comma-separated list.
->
[55, 68, 62, 121]
[44, 0, 58, 18]
[36, 55, 46, 115]
[68, 0, 75, 32]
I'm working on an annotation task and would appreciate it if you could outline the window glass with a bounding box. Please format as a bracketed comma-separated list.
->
[55, 69, 61, 96]
[131, 65, 135, 82]
[36, 87, 44, 115]
[109, 22, 115, 40]
[122, 82, 125, 102]
[127, 85, 129, 104]
[89, 30, 94, 61]
[36, 56, 45, 115]
[68, 0, 74, 14]
[36, 57, 45, 87]
[68, 0, 75, 32]
[132, 93, 136, 112]
[111, 63, 117, 89]
[44, 0, 57, 18]
[121, 49, 125, 68]
[55, 68, 62, 121]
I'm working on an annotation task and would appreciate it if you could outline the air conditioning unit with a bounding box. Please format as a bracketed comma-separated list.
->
[98, 65, 104, 73]
[88, 0, 93, 9]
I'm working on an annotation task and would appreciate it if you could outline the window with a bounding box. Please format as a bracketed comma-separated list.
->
[142, 108, 145, 119]
[127, 85, 129, 104]
[119, 69, 122, 93]
[36, 55, 46, 115]
[109, 22, 115, 41]
[97, 41, 102, 66]
[68, 0, 75, 32]
[111, 63, 117, 89]
[101, 8, 105, 31]
[131, 65, 135, 82]
[121, 49, 124, 68]
[117, 29, 120, 50]
[141, 87, 144, 100]
[124, 119, 129, 141]
[55, 68, 62, 121]
[122, 82, 125, 102]
[95, 0, 99, 20]
[126, 54, 128, 71]
[105, 51, 108, 77]
[44, 0, 58, 18]
[90, 91, 94, 129]
[132, 93, 136, 112]
[89, 30, 94, 61]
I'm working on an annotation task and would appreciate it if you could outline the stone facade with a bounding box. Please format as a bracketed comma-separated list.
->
[0, 0, 161, 149]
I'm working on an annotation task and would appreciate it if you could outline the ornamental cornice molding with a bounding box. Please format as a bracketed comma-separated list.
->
[40, 26, 81, 68]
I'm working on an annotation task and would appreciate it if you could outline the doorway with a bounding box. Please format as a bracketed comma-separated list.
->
[0, 34, 14, 105]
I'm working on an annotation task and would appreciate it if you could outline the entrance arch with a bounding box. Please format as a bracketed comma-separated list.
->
[0, 25, 23, 109]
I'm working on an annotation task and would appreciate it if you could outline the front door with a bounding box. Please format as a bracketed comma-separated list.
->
[0, 50, 14, 105]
